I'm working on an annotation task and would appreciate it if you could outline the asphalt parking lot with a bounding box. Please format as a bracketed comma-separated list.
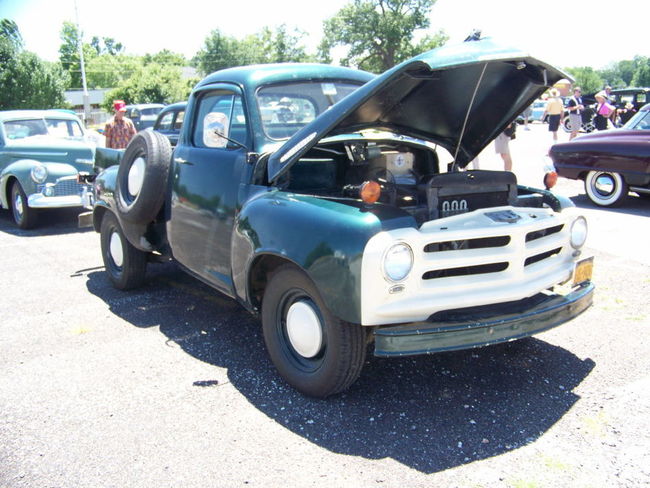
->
[1, 123, 649, 487]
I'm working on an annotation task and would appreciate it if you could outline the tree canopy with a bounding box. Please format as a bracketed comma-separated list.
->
[319, 0, 447, 73]
[1, 20, 67, 110]
[193, 25, 311, 75]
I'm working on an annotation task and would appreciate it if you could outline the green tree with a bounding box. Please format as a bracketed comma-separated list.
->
[90, 36, 124, 56]
[193, 29, 253, 75]
[0, 19, 68, 109]
[102, 63, 194, 109]
[1, 19, 23, 49]
[565, 67, 603, 94]
[143, 49, 187, 66]
[84, 53, 141, 89]
[631, 57, 650, 86]
[193, 25, 310, 75]
[320, 0, 445, 73]
[59, 20, 98, 89]
[255, 25, 310, 63]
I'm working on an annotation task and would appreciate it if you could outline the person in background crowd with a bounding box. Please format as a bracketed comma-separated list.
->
[104, 100, 137, 149]
[594, 92, 615, 130]
[521, 104, 533, 131]
[543, 88, 564, 142]
[567, 87, 584, 140]
[495, 123, 515, 171]
[604, 86, 618, 126]
[618, 102, 637, 126]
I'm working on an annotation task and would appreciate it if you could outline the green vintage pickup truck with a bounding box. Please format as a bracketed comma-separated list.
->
[84, 38, 594, 397]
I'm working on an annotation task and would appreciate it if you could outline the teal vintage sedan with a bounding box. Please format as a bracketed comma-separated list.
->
[0, 110, 99, 229]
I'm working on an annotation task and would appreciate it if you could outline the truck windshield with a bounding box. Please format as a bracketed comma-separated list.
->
[257, 81, 362, 140]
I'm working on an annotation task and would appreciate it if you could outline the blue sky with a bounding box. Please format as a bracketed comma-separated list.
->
[2, 0, 648, 70]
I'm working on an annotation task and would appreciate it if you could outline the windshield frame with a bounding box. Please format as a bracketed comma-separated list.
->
[255, 80, 364, 141]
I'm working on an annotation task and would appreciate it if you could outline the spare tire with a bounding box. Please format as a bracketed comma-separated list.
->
[115, 130, 172, 224]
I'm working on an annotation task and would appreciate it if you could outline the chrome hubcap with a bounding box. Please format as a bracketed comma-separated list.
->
[127, 157, 146, 197]
[13, 192, 23, 219]
[286, 300, 323, 358]
[594, 174, 615, 196]
[109, 231, 124, 268]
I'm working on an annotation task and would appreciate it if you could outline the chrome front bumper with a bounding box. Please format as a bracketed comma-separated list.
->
[373, 281, 594, 357]
[28, 177, 94, 209]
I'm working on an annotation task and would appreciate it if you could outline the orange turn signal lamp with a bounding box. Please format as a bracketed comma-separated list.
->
[360, 180, 381, 204]
[543, 171, 558, 190]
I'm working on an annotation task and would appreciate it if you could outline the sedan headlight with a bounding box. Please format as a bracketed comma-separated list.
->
[570, 216, 588, 249]
[31, 164, 48, 183]
[383, 242, 414, 282]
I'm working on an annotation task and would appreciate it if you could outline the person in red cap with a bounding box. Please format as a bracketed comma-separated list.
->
[104, 100, 137, 149]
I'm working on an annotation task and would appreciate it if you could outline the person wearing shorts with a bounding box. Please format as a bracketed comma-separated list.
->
[543, 88, 564, 142]
[567, 87, 584, 140]
[495, 125, 513, 171]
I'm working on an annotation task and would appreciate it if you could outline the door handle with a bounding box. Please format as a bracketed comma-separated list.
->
[174, 157, 193, 165]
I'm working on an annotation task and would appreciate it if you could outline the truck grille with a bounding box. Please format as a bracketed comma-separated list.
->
[419, 222, 567, 283]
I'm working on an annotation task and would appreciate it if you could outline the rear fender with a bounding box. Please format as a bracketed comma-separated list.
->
[92, 165, 155, 252]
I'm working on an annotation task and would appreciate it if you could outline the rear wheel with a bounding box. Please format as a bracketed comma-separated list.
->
[262, 265, 367, 398]
[584, 170, 628, 207]
[11, 181, 38, 229]
[100, 212, 147, 290]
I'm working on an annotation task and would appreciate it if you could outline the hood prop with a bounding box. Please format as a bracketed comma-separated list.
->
[451, 62, 488, 172]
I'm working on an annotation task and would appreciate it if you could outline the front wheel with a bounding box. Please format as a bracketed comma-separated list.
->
[11, 181, 38, 229]
[584, 170, 628, 207]
[100, 212, 147, 290]
[262, 265, 367, 398]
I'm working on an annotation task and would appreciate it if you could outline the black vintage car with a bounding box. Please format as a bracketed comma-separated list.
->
[152, 102, 186, 146]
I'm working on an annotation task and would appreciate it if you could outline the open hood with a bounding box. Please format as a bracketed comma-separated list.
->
[268, 37, 569, 181]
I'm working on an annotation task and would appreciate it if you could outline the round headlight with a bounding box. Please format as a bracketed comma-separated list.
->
[31, 164, 48, 184]
[570, 216, 588, 249]
[383, 243, 414, 282]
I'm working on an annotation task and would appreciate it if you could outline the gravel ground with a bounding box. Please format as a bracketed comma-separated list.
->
[1, 124, 648, 487]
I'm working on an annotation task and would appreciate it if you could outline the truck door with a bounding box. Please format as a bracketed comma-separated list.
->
[168, 86, 249, 295]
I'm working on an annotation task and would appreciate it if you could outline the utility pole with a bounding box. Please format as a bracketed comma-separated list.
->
[74, 0, 91, 126]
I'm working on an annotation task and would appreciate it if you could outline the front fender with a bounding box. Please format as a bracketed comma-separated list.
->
[1, 159, 79, 207]
[233, 191, 417, 324]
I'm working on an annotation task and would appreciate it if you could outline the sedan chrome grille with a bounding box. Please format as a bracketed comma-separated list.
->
[38, 178, 90, 197]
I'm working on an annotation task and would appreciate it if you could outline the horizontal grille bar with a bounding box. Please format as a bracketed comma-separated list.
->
[424, 235, 510, 253]
[525, 247, 562, 267]
[526, 224, 564, 242]
[423, 262, 509, 280]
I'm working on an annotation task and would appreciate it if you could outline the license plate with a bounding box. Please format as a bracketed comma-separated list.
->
[573, 256, 594, 286]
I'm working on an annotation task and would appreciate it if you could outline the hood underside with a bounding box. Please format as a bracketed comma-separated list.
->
[269, 38, 569, 181]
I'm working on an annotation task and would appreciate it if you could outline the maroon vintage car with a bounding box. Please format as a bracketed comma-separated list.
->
[547, 103, 650, 206]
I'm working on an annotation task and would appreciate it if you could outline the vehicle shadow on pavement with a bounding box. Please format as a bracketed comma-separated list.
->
[85, 264, 595, 475]
[569, 194, 650, 216]
[0, 208, 92, 236]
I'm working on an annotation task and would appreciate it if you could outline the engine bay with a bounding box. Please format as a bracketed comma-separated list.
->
[274, 137, 556, 225]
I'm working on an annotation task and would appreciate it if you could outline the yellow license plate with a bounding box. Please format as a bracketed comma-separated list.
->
[573, 256, 594, 286]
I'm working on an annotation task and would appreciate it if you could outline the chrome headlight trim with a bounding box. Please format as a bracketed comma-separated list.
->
[31, 164, 48, 184]
[382, 242, 414, 282]
[570, 216, 588, 249]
